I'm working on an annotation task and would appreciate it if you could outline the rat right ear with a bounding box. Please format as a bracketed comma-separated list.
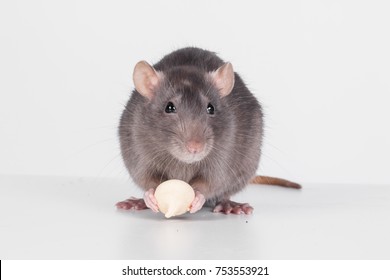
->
[210, 62, 235, 98]
[133, 61, 162, 100]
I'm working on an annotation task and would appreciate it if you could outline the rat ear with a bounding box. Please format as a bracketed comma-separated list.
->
[133, 60, 162, 100]
[210, 62, 235, 97]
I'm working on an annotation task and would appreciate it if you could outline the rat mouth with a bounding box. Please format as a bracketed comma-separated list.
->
[169, 140, 212, 164]
[175, 153, 207, 164]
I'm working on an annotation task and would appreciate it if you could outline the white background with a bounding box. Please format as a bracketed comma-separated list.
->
[1, 0, 389, 184]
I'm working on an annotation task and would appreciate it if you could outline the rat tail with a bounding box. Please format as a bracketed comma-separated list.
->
[249, 175, 302, 189]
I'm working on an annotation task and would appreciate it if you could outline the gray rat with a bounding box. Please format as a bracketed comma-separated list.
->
[116, 47, 300, 215]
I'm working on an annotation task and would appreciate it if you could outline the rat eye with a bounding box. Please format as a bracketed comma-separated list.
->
[165, 102, 176, 113]
[207, 103, 215, 115]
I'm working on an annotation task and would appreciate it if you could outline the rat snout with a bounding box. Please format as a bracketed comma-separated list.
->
[169, 120, 213, 164]
[185, 140, 205, 154]
[183, 120, 208, 154]
[178, 135, 210, 163]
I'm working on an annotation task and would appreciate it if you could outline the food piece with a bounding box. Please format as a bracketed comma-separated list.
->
[154, 179, 195, 218]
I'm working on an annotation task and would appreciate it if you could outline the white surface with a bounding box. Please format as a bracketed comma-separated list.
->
[1, 175, 389, 260]
[1, 0, 390, 184]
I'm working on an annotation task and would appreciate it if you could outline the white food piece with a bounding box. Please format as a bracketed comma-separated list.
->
[154, 179, 195, 218]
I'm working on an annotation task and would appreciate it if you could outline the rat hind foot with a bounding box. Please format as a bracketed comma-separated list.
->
[213, 200, 253, 215]
[116, 197, 148, 210]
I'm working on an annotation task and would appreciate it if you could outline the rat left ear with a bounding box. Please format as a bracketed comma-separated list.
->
[210, 62, 235, 97]
[133, 61, 162, 100]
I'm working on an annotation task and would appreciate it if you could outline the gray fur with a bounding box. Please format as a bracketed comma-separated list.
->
[119, 47, 263, 206]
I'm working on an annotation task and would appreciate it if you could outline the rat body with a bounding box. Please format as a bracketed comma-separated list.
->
[117, 47, 299, 214]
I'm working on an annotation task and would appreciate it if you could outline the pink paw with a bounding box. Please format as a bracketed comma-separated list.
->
[143, 188, 159, 213]
[189, 191, 206, 213]
[213, 200, 253, 215]
[116, 197, 147, 210]
[116, 188, 159, 212]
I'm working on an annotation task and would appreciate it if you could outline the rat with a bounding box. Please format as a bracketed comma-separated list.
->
[116, 47, 300, 215]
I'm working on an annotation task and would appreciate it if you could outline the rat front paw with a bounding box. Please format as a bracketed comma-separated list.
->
[213, 200, 253, 215]
[143, 188, 159, 213]
[189, 191, 206, 213]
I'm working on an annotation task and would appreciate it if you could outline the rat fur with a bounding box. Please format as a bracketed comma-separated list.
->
[117, 47, 300, 214]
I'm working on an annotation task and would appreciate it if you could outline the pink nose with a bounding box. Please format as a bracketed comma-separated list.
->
[186, 141, 204, 154]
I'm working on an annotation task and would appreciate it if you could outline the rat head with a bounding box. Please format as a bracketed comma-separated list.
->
[133, 60, 235, 164]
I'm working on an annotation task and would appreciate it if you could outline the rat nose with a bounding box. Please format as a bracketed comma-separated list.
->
[186, 140, 204, 154]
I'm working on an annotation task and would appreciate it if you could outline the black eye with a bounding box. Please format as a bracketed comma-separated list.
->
[165, 102, 176, 113]
[207, 103, 215, 115]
